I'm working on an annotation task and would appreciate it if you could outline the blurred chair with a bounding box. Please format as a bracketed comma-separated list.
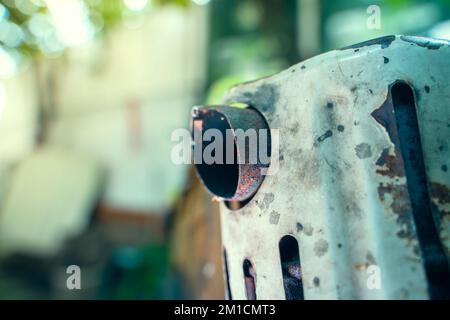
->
[0, 147, 103, 256]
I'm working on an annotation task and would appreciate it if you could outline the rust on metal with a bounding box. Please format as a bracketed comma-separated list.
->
[429, 182, 450, 206]
[192, 105, 271, 202]
[371, 91, 405, 178]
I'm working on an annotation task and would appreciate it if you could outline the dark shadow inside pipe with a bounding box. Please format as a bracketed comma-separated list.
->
[194, 110, 239, 199]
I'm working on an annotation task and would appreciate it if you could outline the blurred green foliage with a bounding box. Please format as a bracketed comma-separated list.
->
[0, 0, 190, 60]
[206, 0, 297, 104]
[109, 244, 170, 299]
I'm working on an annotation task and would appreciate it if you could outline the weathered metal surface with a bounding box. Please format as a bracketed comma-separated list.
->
[205, 35, 450, 300]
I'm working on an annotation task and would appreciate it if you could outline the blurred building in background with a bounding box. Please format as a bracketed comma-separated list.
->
[0, 0, 449, 299]
[0, 0, 210, 299]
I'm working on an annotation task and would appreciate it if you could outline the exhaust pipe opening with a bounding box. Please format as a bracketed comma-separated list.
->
[192, 105, 271, 203]
[193, 108, 239, 199]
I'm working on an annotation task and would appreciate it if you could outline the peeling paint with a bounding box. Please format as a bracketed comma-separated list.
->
[314, 239, 329, 257]
[340, 35, 396, 50]
[239, 84, 280, 113]
[429, 182, 450, 205]
[270, 211, 280, 225]
[303, 223, 314, 236]
[371, 91, 406, 178]
[313, 277, 320, 287]
[378, 182, 415, 241]
[355, 143, 373, 159]
[366, 251, 377, 265]
[375, 147, 405, 178]
[400, 35, 450, 50]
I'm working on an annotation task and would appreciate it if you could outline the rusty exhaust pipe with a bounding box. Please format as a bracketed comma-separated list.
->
[191, 105, 271, 203]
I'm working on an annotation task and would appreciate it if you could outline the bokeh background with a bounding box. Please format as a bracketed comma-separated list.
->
[0, 0, 449, 299]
